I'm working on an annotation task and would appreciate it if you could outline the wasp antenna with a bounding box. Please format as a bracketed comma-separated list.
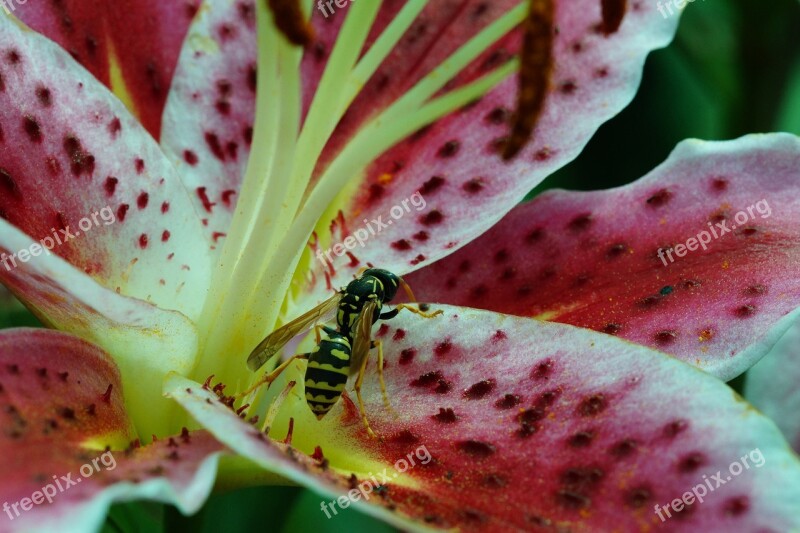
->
[400, 278, 417, 302]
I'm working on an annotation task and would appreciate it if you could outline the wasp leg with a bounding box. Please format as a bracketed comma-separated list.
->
[238, 353, 309, 399]
[354, 347, 379, 440]
[372, 340, 397, 416]
[392, 303, 443, 319]
[378, 308, 399, 320]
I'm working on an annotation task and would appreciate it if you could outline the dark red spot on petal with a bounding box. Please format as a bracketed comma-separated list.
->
[197, 187, 216, 213]
[568, 431, 594, 448]
[411, 371, 444, 388]
[437, 140, 460, 158]
[663, 419, 689, 438]
[459, 177, 486, 196]
[23, 115, 43, 143]
[434, 340, 452, 356]
[646, 188, 672, 207]
[104, 177, 118, 197]
[486, 107, 511, 124]
[35, 86, 52, 107]
[568, 214, 593, 232]
[654, 330, 678, 345]
[463, 379, 495, 400]
[578, 394, 608, 416]
[205, 132, 225, 161]
[456, 440, 495, 457]
[531, 359, 554, 380]
[495, 394, 521, 409]
[391, 239, 412, 251]
[420, 176, 446, 195]
[432, 408, 458, 423]
[420, 210, 444, 226]
[399, 348, 416, 365]
[677, 452, 705, 473]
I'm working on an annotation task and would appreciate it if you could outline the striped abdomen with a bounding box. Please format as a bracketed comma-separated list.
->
[305, 335, 352, 419]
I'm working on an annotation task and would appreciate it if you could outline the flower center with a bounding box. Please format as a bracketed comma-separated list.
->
[192, 0, 526, 394]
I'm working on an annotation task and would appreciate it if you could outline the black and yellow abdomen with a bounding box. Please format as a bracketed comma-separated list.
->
[305, 327, 352, 419]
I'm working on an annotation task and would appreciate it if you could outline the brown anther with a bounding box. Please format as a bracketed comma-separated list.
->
[100, 384, 113, 403]
[601, 0, 627, 35]
[267, 0, 315, 46]
[283, 417, 294, 444]
[503, 0, 554, 160]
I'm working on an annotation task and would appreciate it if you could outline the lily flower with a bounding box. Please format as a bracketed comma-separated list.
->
[0, 0, 798, 530]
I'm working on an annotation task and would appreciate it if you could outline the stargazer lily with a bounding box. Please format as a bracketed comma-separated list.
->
[0, 0, 798, 530]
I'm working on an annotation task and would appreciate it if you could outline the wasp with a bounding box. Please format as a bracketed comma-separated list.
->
[243, 268, 442, 438]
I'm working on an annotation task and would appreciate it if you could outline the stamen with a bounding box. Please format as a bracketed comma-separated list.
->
[503, 0, 554, 160]
[248, 6, 526, 326]
[250, 60, 517, 326]
[196, 1, 303, 384]
[262, 380, 297, 433]
[267, 0, 314, 46]
[200, 4, 380, 386]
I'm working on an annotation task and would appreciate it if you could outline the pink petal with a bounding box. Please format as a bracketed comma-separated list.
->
[0, 14, 213, 321]
[160, 0, 258, 244]
[170, 308, 800, 531]
[745, 319, 800, 453]
[300, 1, 678, 302]
[0, 329, 225, 530]
[0, 212, 201, 437]
[407, 134, 800, 380]
[11, 0, 201, 138]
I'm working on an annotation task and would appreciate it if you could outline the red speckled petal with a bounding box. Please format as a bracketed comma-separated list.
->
[170, 308, 800, 531]
[298, 0, 678, 303]
[746, 319, 800, 453]
[0, 15, 213, 322]
[0, 220, 200, 437]
[11, 0, 201, 138]
[165, 374, 419, 529]
[407, 134, 800, 381]
[160, 0, 257, 246]
[0, 329, 226, 531]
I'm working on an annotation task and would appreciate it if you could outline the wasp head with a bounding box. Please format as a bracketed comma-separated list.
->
[363, 268, 401, 302]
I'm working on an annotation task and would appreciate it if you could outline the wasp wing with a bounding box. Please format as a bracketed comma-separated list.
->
[349, 300, 378, 376]
[247, 293, 342, 371]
